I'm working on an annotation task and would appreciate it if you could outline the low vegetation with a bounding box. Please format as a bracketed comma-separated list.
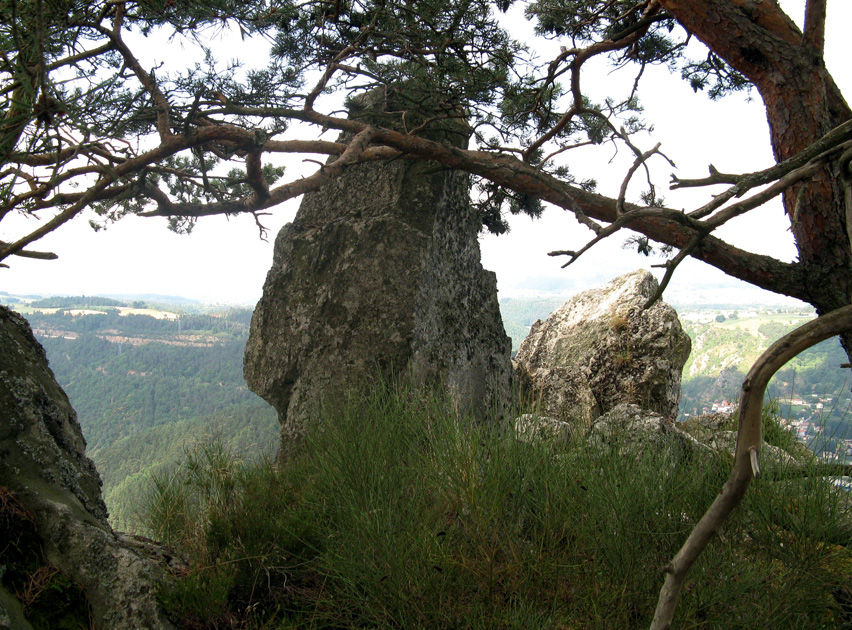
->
[144, 381, 852, 629]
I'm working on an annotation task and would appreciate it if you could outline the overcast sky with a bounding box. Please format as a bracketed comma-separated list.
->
[2, 1, 848, 306]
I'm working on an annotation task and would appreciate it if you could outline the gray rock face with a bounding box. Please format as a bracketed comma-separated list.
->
[515, 269, 691, 425]
[244, 100, 512, 453]
[0, 305, 175, 630]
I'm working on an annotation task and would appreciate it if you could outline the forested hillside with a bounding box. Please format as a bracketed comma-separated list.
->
[678, 308, 852, 458]
[8, 295, 278, 528]
[679, 310, 849, 406]
[7, 292, 852, 528]
[499, 296, 566, 354]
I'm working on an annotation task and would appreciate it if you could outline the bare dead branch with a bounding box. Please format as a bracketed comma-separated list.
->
[650, 304, 852, 630]
[703, 160, 825, 230]
[669, 164, 739, 189]
[645, 236, 702, 308]
[251, 211, 271, 241]
[618, 142, 662, 214]
[679, 119, 852, 219]
[549, 205, 702, 268]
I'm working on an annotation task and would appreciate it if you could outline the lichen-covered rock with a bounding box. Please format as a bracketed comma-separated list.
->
[0, 582, 33, 630]
[515, 269, 691, 426]
[0, 305, 175, 630]
[587, 403, 699, 451]
[588, 405, 811, 472]
[514, 413, 574, 446]
[245, 97, 512, 454]
[514, 365, 598, 435]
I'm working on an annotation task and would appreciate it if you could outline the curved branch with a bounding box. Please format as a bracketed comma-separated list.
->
[548, 205, 702, 269]
[650, 304, 852, 630]
[139, 126, 378, 218]
[0, 241, 57, 261]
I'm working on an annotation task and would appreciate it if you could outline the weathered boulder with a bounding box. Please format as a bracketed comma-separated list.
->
[586, 403, 700, 453]
[515, 269, 691, 427]
[585, 404, 812, 471]
[514, 413, 574, 446]
[677, 411, 813, 470]
[0, 305, 175, 630]
[245, 95, 512, 454]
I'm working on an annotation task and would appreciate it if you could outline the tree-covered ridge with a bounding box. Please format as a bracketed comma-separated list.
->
[28, 294, 128, 308]
[25, 306, 263, 449]
[679, 308, 852, 453]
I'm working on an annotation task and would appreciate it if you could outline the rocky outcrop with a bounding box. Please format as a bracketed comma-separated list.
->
[540, 404, 811, 472]
[245, 95, 512, 454]
[514, 403, 815, 472]
[585, 404, 813, 473]
[515, 269, 691, 428]
[0, 305, 175, 630]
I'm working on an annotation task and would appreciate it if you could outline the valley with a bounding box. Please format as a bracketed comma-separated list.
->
[3, 290, 851, 530]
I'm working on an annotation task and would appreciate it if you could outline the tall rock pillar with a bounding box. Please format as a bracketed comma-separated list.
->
[244, 96, 512, 456]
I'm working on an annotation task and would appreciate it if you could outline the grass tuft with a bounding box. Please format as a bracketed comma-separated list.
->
[143, 379, 852, 629]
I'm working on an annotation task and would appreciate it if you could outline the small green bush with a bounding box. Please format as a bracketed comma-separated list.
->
[143, 380, 852, 629]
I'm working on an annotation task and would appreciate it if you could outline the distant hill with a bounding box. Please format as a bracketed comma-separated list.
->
[13, 294, 852, 528]
[677, 308, 852, 450]
[29, 295, 128, 308]
[15, 298, 278, 529]
[499, 296, 567, 354]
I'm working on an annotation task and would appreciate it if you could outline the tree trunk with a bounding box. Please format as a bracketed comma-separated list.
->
[659, 0, 852, 351]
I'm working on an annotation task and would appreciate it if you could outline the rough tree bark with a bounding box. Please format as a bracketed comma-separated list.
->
[659, 0, 852, 347]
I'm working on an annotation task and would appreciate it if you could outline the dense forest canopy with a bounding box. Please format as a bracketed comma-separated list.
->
[2, 0, 851, 353]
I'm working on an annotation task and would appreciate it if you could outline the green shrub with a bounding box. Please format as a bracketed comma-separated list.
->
[143, 380, 852, 629]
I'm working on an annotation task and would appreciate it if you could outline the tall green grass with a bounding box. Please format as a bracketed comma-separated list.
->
[143, 381, 852, 629]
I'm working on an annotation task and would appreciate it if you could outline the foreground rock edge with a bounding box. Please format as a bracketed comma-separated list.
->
[0, 305, 177, 630]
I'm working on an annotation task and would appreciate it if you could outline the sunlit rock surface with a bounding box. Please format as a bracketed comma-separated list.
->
[515, 269, 691, 427]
